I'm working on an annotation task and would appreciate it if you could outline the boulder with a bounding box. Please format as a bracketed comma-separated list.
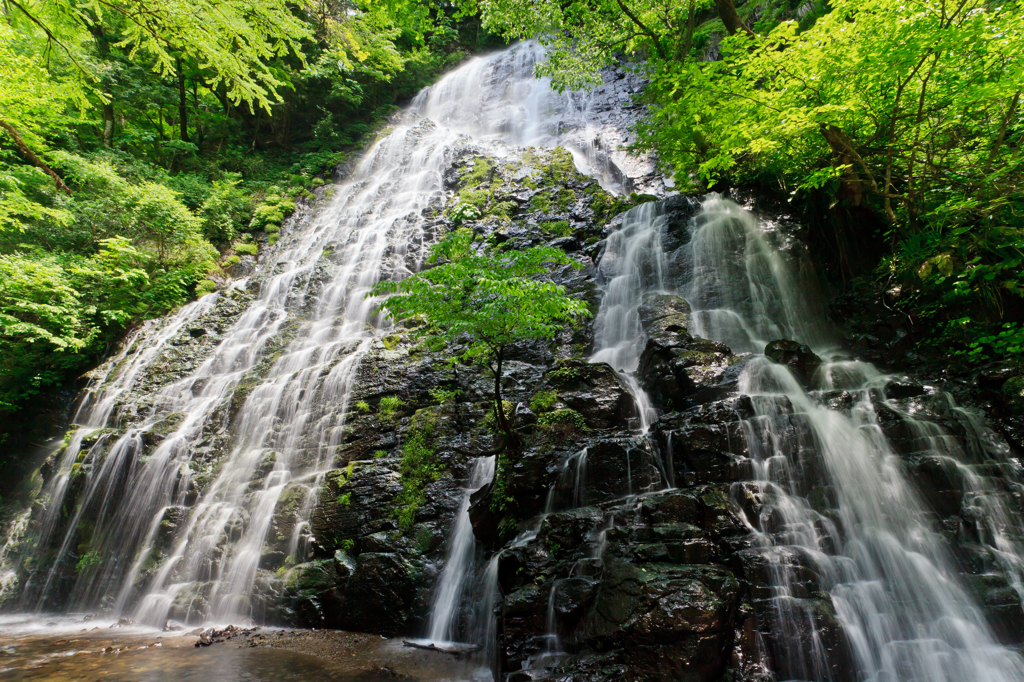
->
[638, 335, 735, 409]
[764, 339, 822, 386]
[638, 293, 692, 347]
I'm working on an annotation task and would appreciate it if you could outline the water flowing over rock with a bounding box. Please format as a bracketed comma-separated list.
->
[1, 40, 1024, 682]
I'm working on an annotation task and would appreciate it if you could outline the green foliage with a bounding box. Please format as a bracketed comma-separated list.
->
[489, 452, 515, 513]
[200, 177, 250, 244]
[0, 0, 502, 425]
[372, 229, 590, 366]
[429, 387, 461, 406]
[393, 412, 442, 530]
[75, 550, 103, 575]
[537, 408, 588, 433]
[234, 242, 259, 256]
[249, 192, 295, 232]
[529, 390, 558, 413]
[356, 400, 371, 413]
[195, 280, 219, 297]
[378, 395, 405, 421]
[461, 158, 494, 187]
[336, 492, 352, 508]
[540, 221, 571, 237]
[372, 228, 590, 441]
[481, 0, 1024, 365]
[548, 364, 583, 383]
[941, 320, 1024, 365]
[450, 202, 482, 225]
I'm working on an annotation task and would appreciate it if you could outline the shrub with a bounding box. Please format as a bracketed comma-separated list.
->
[537, 408, 588, 435]
[529, 390, 558, 413]
[378, 395, 405, 421]
[195, 279, 219, 297]
[234, 242, 258, 256]
[450, 202, 482, 225]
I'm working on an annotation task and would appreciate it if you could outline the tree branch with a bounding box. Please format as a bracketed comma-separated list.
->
[985, 90, 1020, 173]
[614, 0, 667, 59]
[0, 118, 72, 195]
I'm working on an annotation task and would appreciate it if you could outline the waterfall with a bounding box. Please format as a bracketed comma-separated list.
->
[587, 194, 1024, 681]
[6, 41, 645, 630]
[685, 193, 827, 353]
[425, 455, 495, 643]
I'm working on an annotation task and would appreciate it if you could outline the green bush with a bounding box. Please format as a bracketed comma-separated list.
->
[529, 390, 558, 413]
[249, 193, 295, 232]
[537, 408, 588, 433]
[195, 279, 219, 296]
[450, 202, 482, 225]
[234, 242, 258, 256]
[378, 395, 405, 422]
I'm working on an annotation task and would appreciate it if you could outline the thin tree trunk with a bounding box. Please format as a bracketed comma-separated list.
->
[493, 347, 511, 439]
[102, 103, 114, 147]
[177, 57, 190, 143]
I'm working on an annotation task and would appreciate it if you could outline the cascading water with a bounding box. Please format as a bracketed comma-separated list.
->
[592, 192, 1024, 681]
[4, 41, 649, 638]
[590, 202, 668, 433]
[425, 455, 495, 644]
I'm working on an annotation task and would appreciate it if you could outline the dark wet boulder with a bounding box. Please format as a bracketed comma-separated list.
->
[638, 293, 692, 347]
[545, 360, 635, 429]
[638, 335, 736, 409]
[339, 552, 426, 635]
[764, 339, 822, 386]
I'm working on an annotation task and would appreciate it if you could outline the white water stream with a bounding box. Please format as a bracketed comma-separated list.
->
[590, 195, 1024, 681]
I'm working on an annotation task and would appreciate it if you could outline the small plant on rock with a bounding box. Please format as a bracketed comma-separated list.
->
[378, 395, 405, 422]
[529, 390, 558, 413]
[537, 408, 589, 437]
[371, 229, 591, 456]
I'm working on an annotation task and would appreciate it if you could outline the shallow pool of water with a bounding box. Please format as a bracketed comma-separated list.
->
[0, 615, 401, 681]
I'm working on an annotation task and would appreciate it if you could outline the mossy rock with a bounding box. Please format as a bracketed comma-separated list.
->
[1003, 375, 1024, 412]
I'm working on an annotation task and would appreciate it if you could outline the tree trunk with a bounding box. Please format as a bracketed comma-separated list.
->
[102, 103, 114, 147]
[493, 347, 511, 438]
[177, 57, 190, 143]
[715, 0, 755, 37]
[87, 22, 116, 147]
[820, 124, 865, 207]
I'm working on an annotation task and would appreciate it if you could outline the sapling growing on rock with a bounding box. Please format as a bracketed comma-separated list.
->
[370, 228, 591, 454]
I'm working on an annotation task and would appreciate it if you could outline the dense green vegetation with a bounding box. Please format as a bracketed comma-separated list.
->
[0, 0, 499, 418]
[474, 0, 1024, 365]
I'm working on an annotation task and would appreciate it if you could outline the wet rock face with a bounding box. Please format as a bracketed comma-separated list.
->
[763, 339, 822, 385]
[634, 294, 739, 410]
